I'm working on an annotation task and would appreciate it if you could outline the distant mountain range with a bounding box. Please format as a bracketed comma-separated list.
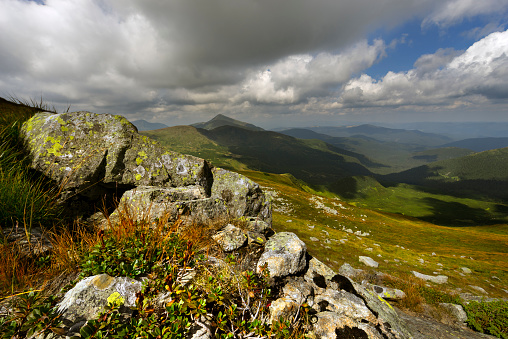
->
[131, 119, 168, 131]
[141, 114, 508, 202]
[441, 137, 508, 152]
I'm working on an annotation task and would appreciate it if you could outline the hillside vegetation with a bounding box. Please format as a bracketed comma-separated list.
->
[280, 128, 475, 174]
[386, 147, 508, 200]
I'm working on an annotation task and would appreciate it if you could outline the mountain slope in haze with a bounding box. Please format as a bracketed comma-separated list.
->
[385, 147, 508, 200]
[131, 119, 168, 131]
[307, 124, 453, 147]
[280, 128, 472, 174]
[192, 114, 264, 131]
[441, 137, 508, 152]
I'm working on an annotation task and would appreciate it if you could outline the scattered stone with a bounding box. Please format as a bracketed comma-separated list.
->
[469, 285, 488, 294]
[461, 267, 472, 274]
[359, 256, 379, 268]
[418, 258, 424, 264]
[412, 271, 448, 284]
[310, 237, 319, 242]
[440, 303, 468, 323]
[212, 224, 247, 252]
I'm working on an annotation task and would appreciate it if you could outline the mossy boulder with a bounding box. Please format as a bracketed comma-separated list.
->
[21, 112, 212, 214]
[21, 111, 272, 225]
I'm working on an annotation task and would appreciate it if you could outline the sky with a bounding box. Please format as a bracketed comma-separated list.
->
[1, 0, 508, 128]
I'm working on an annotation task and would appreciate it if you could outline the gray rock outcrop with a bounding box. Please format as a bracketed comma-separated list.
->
[256, 232, 307, 278]
[20, 111, 271, 224]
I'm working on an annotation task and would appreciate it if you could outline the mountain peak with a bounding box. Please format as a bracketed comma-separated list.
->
[192, 114, 264, 131]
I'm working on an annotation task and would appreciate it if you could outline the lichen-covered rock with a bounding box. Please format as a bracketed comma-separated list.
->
[21, 112, 212, 205]
[256, 232, 306, 278]
[212, 224, 247, 252]
[211, 168, 271, 223]
[439, 303, 468, 323]
[362, 282, 406, 301]
[56, 274, 142, 331]
[268, 297, 300, 324]
[282, 277, 314, 306]
[313, 289, 377, 324]
[352, 281, 413, 338]
[244, 217, 271, 234]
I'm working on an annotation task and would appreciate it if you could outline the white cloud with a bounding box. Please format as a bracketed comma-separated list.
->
[338, 30, 508, 109]
[0, 0, 506, 124]
[424, 0, 508, 27]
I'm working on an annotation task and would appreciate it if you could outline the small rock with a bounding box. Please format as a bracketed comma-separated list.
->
[359, 256, 379, 268]
[257, 232, 307, 278]
[461, 267, 472, 274]
[440, 303, 467, 323]
[412, 271, 448, 284]
[310, 237, 319, 242]
[469, 285, 488, 294]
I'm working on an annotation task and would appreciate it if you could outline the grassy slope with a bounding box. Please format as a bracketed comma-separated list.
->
[143, 121, 507, 297]
[241, 170, 508, 299]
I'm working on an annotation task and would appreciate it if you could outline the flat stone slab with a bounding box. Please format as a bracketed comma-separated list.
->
[359, 256, 379, 268]
[412, 271, 448, 284]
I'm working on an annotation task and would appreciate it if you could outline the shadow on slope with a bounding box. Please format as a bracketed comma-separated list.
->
[198, 125, 374, 185]
[419, 198, 502, 226]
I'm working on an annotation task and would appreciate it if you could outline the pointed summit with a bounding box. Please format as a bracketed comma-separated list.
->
[192, 114, 264, 131]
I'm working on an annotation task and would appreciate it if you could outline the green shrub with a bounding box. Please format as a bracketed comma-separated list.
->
[0, 290, 65, 338]
[463, 300, 508, 339]
[80, 227, 189, 279]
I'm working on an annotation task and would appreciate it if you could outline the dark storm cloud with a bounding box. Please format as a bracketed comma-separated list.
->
[0, 0, 507, 125]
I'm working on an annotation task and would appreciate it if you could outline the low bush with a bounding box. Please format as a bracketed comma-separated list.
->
[463, 300, 508, 339]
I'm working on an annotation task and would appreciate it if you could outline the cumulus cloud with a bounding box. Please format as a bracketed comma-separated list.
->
[0, 0, 506, 124]
[423, 0, 508, 27]
[338, 30, 508, 109]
